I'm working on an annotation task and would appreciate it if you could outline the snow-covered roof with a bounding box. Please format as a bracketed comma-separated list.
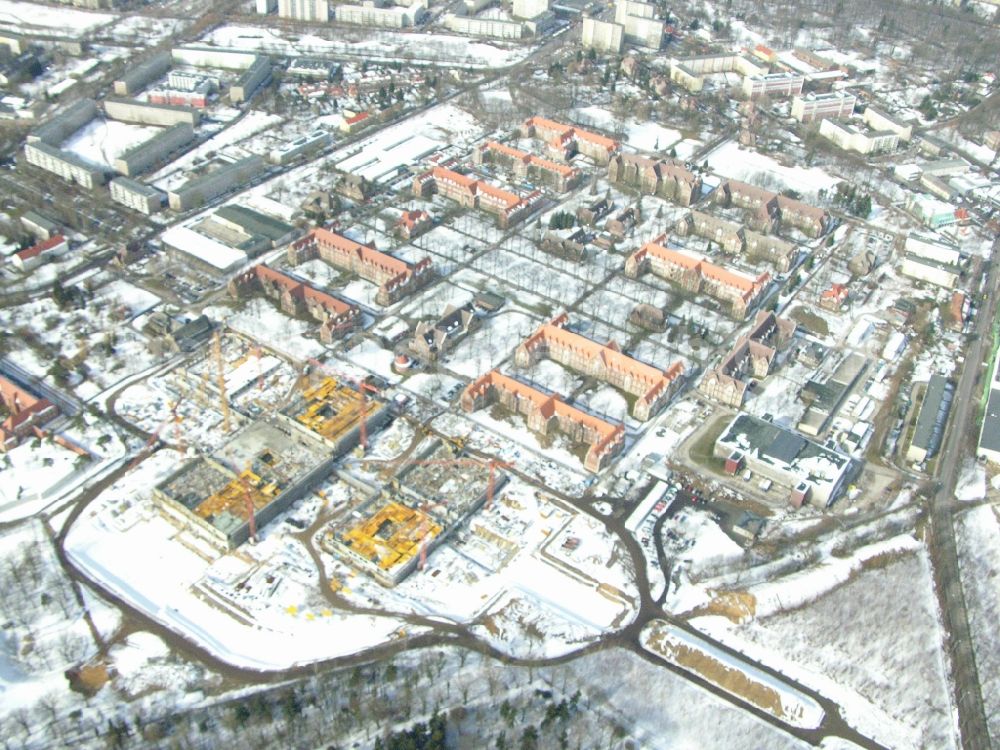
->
[161, 225, 247, 271]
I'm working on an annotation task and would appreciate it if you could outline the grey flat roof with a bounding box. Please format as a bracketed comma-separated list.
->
[215, 204, 293, 241]
[912, 374, 953, 452]
[111, 176, 163, 198]
[980, 387, 1000, 453]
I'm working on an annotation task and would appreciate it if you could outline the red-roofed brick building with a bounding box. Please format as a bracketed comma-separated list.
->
[514, 313, 684, 421]
[819, 283, 849, 311]
[340, 111, 371, 135]
[396, 209, 432, 240]
[412, 166, 543, 228]
[607, 153, 701, 206]
[625, 237, 771, 319]
[949, 290, 968, 332]
[715, 179, 830, 238]
[228, 263, 360, 343]
[474, 141, 583, 192]
[0, 376, 59, 451]
[521, 116, 620, 165]
[12, 234, 69, 272]
[288, 228, 432, 306]
[461, 370, 625, 472]
[699, 311, 796, 406]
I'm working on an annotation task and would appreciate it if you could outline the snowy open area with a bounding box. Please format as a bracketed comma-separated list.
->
[1, 1, 997, 745]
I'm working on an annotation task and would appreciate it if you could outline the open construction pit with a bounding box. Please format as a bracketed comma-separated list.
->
[153, 417, 335, 549]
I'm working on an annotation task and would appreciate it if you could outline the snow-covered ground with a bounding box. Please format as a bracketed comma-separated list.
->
[571, 105, 686, 153]
[204, 24, 531, 68]
[705, 141, 841, 201]
[692, 545, 957, 750]
[62, 120, 161, 169]
[642, 619, 825, 729]
[955, 503, 1000, 745]
[0, 0, 113, 33]
[65, 450, 423, 671]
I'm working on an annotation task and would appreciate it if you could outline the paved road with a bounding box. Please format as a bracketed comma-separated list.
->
[927, 241, 998, 750]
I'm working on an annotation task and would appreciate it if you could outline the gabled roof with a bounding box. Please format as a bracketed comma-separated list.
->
[15, 234, 66, 260]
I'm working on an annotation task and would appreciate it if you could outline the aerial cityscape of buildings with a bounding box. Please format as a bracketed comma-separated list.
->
[0, 0, 997, 748]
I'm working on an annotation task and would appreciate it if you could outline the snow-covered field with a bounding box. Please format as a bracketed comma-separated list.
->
[955, 503, 1000, 744]
[705, 141, 841, 201]
[0, 0, 113, 33]
[62, 120, 161, 168]
[65, 450, 422, 670]
[204, 24, 531, 68]
[693, 546, 957, 750]
[571, 105, 685, 153]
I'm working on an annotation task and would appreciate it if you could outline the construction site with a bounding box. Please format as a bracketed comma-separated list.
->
[170, 330, 299, 420]
[144, 342, 393, 549]
[282, 374, 390, 453]
[153, 418, 335, 548]
[323, 441, 506, 586]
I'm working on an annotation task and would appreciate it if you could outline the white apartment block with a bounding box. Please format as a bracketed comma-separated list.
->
[581, 17, 624, 53]
[791, 91, 856, 123]
[110, 177, 165, 215]
[615, 0, 662, 48]
[256, 0, 277, 12]
[24, 142, 106, 189]
[819, 118, 898, 155]
[444, 14, 524, 38]
[905, 233, 963, 266]
[899, 254, 961, 289]
[615, 0, 655, 21]
[512, 0, 548, 18]
[622, 14, 662, 48]
[278, 0, 329, 21]
[862, 106, 912, 142]
[335, 3, 419, 27]
[741, 72, 804, 99]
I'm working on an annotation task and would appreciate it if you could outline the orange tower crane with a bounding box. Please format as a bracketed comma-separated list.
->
[357, 380, 379, 451]
[126, 396, 186, 472]
[252, 345, 265, 393]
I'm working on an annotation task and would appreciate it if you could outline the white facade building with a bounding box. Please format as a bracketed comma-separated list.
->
[444, 14, 524, 38]
[335, 3, 420, 27]
[278, 0, 329, 21]
[582, 17, 624, 53]
[899, 254, 961, 289]
[904, 233, 963, 266]
[862, 106, 912, 142]
[791, 92, 856, 122]
[818, 118, 898, 155]
[741, 72, 804, 99]
[614, 0, 662, 48]
[110, 177, 165, 214]
[23, 142, 105, 189]
[512, 0, 548, 19]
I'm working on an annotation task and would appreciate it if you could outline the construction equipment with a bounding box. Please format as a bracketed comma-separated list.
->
[307, 357, 381, 451]
[252, 345, 265, 393]
[213, 330, 231, 432]
[417, 499, 446, 570]
[169, 399, 185, 453]
[238, 473, 258, 543]
[125, 396, 186, 472]
[406, 456, 513, 509]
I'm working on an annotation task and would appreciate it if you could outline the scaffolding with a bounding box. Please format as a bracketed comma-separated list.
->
[193, 467, 281, 525]
[293, 377, 364, 442]
[339, 501, 441, 571]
